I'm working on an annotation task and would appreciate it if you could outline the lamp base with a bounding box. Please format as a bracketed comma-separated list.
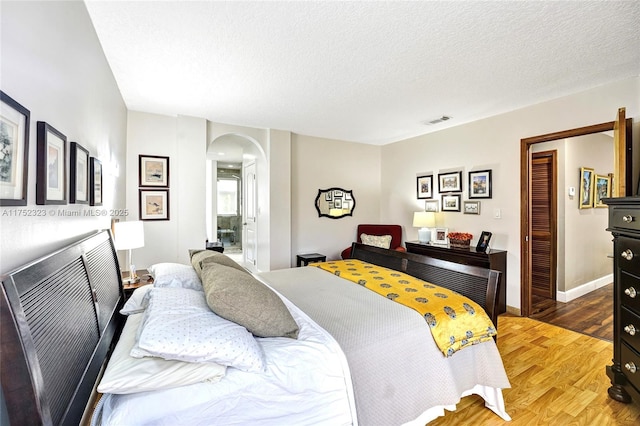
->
[418, 227, 431, 244]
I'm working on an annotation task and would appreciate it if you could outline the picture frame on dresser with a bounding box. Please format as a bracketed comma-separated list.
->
[36, 121, 67, 205]
[69, 142, 90, 204]
[0, 91, 30, 206]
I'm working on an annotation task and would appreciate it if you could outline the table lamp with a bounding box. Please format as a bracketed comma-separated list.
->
[113, 220, 145, 284]
[329, 208, 343, 217]
[413, 211, 435, 243]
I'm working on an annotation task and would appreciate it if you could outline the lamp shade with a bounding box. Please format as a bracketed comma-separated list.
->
[413, 212, 435, 228]
[329, 208, 343, 217]
[113, 221, 145, 250]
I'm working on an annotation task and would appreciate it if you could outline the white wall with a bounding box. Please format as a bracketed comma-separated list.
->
[291, 134, 382, 263]
[126, 111, 207, 268]
[0, 1, 127, 272]
[0, 2, 127, 422]
[380, 76, 640, 312]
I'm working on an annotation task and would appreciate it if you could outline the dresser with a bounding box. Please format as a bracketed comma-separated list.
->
[605, 196, 640, 404]
[405, 241, 507, 314]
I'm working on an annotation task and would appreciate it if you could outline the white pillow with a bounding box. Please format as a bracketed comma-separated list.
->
[119, 285, 152, 315]
[360, 233, 392, 249]
[98, 313, 226, 394]
[148, 262, 202, 291]
[131, 287, 265, 373]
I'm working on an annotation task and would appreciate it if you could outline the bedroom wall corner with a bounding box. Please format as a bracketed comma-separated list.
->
[291, 134, 382, 264]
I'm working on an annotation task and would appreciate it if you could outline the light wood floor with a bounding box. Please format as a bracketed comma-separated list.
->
[429, 315, 640, 425]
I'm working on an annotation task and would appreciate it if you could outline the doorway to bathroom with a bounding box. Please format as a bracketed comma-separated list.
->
[216, 165, 242, 257]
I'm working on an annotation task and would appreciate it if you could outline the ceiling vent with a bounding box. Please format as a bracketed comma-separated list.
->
[422, 116, 451, 125]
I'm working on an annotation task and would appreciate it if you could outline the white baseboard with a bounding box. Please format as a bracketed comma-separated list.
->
[556, 274, 613, 303]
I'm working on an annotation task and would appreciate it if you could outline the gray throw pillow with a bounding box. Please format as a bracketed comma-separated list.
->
[189, 250, 235, 278]
[201, 262, 299, 339]
[201, 254, 248, 274]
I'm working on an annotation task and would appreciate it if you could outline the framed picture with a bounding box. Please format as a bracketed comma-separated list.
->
[140, 189, 170, 220]
[476, 231, 492, 253]
[463, 200, 481, 215]
[438, 171, 462, 193]
[70, 142, 89, 204]
[36, 121, 67, 205]
[468, 170, 492, 199]
[442, 194, 461, 212]
[0, 92, 30, 206]
[90, 157, 102, 206]
[333, 189, 343, 198]
[416, 175, 433, 199]
[139, 155, 169, 187]
[334, 198, 342, 208]
[325, 192, 332, 201]
[594, 174, 611, 208]
[579, 167, 594, 209]
[424, 200, 439, 212]
[433, 228, 449, 245]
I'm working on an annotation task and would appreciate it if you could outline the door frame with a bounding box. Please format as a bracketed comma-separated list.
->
[520, 112, 632, 317]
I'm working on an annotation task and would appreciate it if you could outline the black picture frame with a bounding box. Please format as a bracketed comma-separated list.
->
[70, 142, 90, 204]
[139, 189, 170, 221]
[441, 194, 461, 212]
[438, 171, 462, 193]
[476, 231, 492, 253]
[36, 121, 67, 205]
[139, 154, 170, 187]
[90, 157, 102, 206]
[417, 174, 433, 199]
[468, 169, 492, 199]
[0, 91, 30, 206]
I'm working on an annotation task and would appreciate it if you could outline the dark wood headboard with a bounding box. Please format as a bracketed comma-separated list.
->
[1, 230, 124, 426]
[350, 242, 502, 328]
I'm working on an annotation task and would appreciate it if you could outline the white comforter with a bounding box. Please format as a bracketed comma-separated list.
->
[94, 289, 356, 425]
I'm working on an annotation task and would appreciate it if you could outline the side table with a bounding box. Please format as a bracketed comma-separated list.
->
[122, 269, 153, 300]
[296, 253, 327, 267]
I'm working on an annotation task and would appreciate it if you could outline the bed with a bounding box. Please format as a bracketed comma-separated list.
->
[1, 233, 511, 425]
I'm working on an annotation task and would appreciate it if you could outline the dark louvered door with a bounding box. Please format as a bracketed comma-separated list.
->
[531, 151, 557, 299]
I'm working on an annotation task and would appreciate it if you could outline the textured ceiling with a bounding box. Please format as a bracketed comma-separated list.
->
[84, 1, 640, 146]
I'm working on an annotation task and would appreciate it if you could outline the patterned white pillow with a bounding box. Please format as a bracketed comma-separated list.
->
[119, 285, 152, 315]
[148, 263, 203, 291]
[130, 287, 265, 372]
[360, 233, 392, 249]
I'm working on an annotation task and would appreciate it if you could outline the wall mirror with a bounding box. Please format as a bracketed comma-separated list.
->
[315, 188, 355, 219]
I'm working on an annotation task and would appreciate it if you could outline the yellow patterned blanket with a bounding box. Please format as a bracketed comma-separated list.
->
[311, 259, 497, 356]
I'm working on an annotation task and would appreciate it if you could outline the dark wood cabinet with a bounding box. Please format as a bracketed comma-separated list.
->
[604, 196, 640, 405]
[405, 241, 507, 314]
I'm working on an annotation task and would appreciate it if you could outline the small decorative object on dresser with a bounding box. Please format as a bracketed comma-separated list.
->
[448, 232, 472, 248]
[604, 196, 640, 405]
[476, 231, 492, 253]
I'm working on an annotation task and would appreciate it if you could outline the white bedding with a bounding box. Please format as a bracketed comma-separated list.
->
[93, 290, 356, 426]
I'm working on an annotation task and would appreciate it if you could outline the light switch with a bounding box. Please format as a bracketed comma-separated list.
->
[569, 187, 575, 197]
[493, 208, 501, 219]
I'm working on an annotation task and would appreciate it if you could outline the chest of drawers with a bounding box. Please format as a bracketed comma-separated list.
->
[605, 196, 640, 404]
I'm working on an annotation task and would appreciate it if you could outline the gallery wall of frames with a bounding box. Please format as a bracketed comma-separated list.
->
[1, 91, 103, 208]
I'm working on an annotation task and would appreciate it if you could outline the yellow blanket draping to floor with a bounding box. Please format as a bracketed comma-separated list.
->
[311, 259, 497, 356]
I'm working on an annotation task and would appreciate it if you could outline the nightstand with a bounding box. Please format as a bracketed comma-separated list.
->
[296, 253, 326, 267]
[122, 269, 153, 300]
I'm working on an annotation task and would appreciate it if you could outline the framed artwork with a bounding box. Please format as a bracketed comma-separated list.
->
[468, 169, 492, 199]
[36, 121, 67, 205]
[594, 174, 611, 208]
[424, 200, 439, 212]
[438, 171, 462, 193]
[139, 155, 169, 187]
[416, 175, 433, 199]
[441, 194, 461, 212]
[579, 167, 594, 209]
[476, 231, 492, 253]
[90, 157, 102, 206]
[0, 91, 30, 206]
[325, 192, 332, 201]
[70, 142, 89, 204]
[433, 228, 449, 245]
[140, 189, 170, 220]
[334, 199, 342, 208]
[333, 189, 343, 198]
[463, 200, 481, 215]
